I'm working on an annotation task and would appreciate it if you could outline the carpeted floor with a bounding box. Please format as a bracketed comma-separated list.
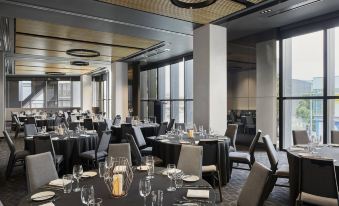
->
[0, 132, 290, 206]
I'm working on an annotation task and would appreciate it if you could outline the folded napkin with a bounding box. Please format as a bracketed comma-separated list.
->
[295, 144, 309, 148]
[187, 189, 209, 199]
[26, 136, 33, 139]
[162, 168, 182, 176]
[51, 137, 59, 141]
[39, 203, 55, 206]
[80, 134, 90, 137]
[289, 147, 305, 151]
[49, 179, 71, 187]
[194, 141, 200, 145]
[159, 139, 170, 142]
[179, 140, 190, 144]
[86, 130, 96, 134]
[113, 165, 127, 173]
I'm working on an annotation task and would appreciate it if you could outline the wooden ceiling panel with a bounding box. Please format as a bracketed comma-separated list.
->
[98, 0, 265, 24]
[16, 19, 159, 49]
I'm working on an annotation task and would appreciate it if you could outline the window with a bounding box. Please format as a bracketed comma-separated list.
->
[92, 73, 110, 118]
[58, 81, 71, 107]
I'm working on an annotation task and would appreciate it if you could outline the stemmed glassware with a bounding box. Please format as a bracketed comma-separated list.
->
[81, 185, 94, 205]
[167, 164, 176, 191]
[139, 178, 151, 206]
[146, 156, 155, 179]
[73, 164, 83, 192]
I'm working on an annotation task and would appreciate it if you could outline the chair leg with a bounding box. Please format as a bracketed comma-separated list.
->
[6, 155, 15, 178]
[15, 127, 19, 138]
[217, 171, 223, 202]
[230, 161, 233, 176]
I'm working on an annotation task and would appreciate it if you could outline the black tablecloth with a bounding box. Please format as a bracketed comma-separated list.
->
[18, 168, 216, 206]
[24, 132, 98, 173]
[286, 146, 339, 206]
[148, 135, 230, 185]
[111, 124, 159, 143]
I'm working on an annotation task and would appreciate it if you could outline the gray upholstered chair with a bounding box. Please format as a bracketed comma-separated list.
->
[132, 127, 152, 156]
[26, 152, 58, 193]
[13, 115, 24, 138]
[297, 157, 339, 206]
[104, 118, 113, 130]
[167, 119, 175, 131]
[229, 130, 262, 173]
[225, 124, 238, 152]
[3, 131, 30, 178]
[126, 116, 132, 124]
[108, 143, 132, 164]
[125, 133, 143, 166]
[292, 130, 310, 145]
[331, 130, 339, 144]
[157, 122, 168, 136]
[237, 162, 271, 206]
[177, 145, 203, 178]
[84, 118, 94, 130]
[244, 116, 256, 134]
[113, 115, 121, 126]
[24, 124, 38, 137]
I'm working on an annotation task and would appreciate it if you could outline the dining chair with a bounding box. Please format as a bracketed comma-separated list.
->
[167, 119, 175, 131]
[64, 112, 69, 122]
[24, 124, 38, 137]
[121, 123, 133, 142]
[331, 130, 339, 144]
[113, 115, 121, 126]
[297, 157, 339, 206]
[244, 116, 256, 134]
[84, 118, 94, 130]
[157, 122, 168, 136]
[198, 140, 223, 202]
[177, 144, 203, 178]
[126, 116, 132, 124]
[175, 123, 186, 130]
[229, 130, 262, 173]
[26, 152, 58, 193]
[125, 133, 143, 166]
[292, 130, 310, 145]
[3, 131, 30, 178]
[237, 162, 272, 206]
[14, 115, 24, 138]
[0, 199, 3, 206]
[104, 118, 113, 130]
[70, 115, 77, 122]
[33, 135, 64, 173]
[132, 127, 153, 156]
[54, 116, 63, 129]
[108, 143, 132, 165]
[79, 130, 111, 168]
[225, 124, 238, 152]
[26, 117, 37, 125]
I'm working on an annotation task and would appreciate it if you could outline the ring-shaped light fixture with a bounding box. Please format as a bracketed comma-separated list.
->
[66, 49, 100, 57]
[70, 61, 90, 66]
[170, 0, 217, 9]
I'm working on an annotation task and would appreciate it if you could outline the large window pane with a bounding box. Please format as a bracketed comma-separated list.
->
[283, 31, 324, 97]
[72, 81, 81, 107]
[185, 101, 193, 126]
[185, 59, 193, 99]
[162, 101, 170, 122]
[58, 81, 71, 107]
[148, 69, 157, 100]
[171, 101, 184, 123]
[140, 71, 148, 100]
[171, 61, 184, 99]
[158, 65, 170, 99]
[140, 101, 148, 119]
[328, 99, 339, 142]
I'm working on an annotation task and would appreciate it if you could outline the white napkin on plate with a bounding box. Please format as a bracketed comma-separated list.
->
[187, 189, 210, 199]
[51, 137, 59, 141]
[39, 203, 55, 206]
[113, 165, 127, 173]
[49, 179, 71, 187]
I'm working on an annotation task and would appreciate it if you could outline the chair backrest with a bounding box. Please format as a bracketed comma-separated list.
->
[248, 130, 262, 164]
[84, 118, 94, 130]
[125, 133, 142, 166]
[167, 119, 175, 131]
[69, 122, 80, 131]
[26, 152, 58, 193]
[198, 140, 219, 167]
[14, 115, 21, 126]
[3, 131, 16, 154]
[108, 143, 132, 165]
[175, 123, 185, 130]
[33, 135, 56, 161]
[26, 117, 36, 125]
[70, 115, 77, 122]
[225, 124, 238, 149]
[55, 116, 63, 126]
[262, 135, 279, 172]
[64, 112, 69, 121]
[331, 130, 339, 144]
[177, 145, 203, 178]
[121, 123, 133, 142]
[97, 130, 111, 153]
[24, 124, 38, 136]
[96, 122, 108, 136]
[237, 162, 271, 206]
[292, 130, 310, 145]
[299, 157, 339, 200]
[126, 116, 132, 124]
[113, 115, 121, 126]
[104, 118, 113, 130]
[157, 122, 168, 136]
[245, 116, 254, 124]
[132, 127, 147, 148]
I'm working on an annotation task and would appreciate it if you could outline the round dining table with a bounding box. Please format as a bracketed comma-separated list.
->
[24, 131, 98, 173]
[286, 145, 339, 206]
[148, 135, 230, 185]
[18, 167, 216, 206]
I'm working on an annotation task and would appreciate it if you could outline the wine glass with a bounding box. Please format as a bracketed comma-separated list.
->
[81, 185, 94, 205]
[139, 178, 151, 206]
[167, 164, 176, 191]
[145, 156, 154, 179]
[73, 164, 83, 192]
[199, 125, 204, 134]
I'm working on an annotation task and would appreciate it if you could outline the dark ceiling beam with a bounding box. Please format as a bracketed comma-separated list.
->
[231, 0, 255, 8]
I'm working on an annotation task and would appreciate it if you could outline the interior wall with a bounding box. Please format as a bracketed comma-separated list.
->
[227, 69, 256, 111]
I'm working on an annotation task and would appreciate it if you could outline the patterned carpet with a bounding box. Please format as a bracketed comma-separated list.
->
[0, 132, 289, 206]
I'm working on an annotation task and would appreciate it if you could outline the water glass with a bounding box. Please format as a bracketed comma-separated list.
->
[174, 171, 184, 188]
[139, 178, 151, 206]
[42, 126, 47, 133]
[157, 190, 163, 206]
[105, 157, 113, 169]
[98, 162, 106, 178]
[146, 156, 155, 179]
[89, 198, 102, 206]
[81, 185, 95, 205]
[167, 164, 176, 191]
[73, 164, 83, 192]
[199, 125, 204, 133]
[63, 174, 73, 193]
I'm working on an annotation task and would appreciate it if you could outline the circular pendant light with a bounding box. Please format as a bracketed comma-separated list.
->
[66, 49, 100, 57]
[170, 0, 217, 9]
[70, 61, 90, 66]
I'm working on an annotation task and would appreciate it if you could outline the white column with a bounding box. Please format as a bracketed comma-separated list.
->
[256, 40, 277, 144]
[80, 74, 93, 112]
[110, 62, 128, 120]
[0, 52, 5, 133]
[193, 24, 227, 135]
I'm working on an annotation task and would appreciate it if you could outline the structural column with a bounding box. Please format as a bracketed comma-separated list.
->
[80, 74, 93, 112]
[193, 24, 227, 135]
[110, 62, 129, 120]
[0, 52, 5, 133]
[256, 40, 277, 144]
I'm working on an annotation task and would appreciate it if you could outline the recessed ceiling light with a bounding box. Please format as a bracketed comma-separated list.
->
[66, 49, 100, 57]
[170, 0, 217, 9]
[260, 9, 272, 14]
[70, 61, 90, 66]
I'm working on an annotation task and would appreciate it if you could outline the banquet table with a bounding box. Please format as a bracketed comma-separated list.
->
[24, 131, 98, 173]
[111, 123, 159, 143]
[286, 145, 339, 205]
[148, 135, 230, 185]
[18, 167, 216, 206]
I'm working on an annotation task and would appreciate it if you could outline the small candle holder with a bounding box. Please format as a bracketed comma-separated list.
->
[103, 157, 133, 198]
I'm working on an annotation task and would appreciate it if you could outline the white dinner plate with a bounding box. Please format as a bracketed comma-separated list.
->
[182, 175, 200, 182]
[31, 191, 55, 201]
[82, 171, 97, 178]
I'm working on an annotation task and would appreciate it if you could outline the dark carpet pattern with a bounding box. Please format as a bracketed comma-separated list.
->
[0, 132, 289, 206]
